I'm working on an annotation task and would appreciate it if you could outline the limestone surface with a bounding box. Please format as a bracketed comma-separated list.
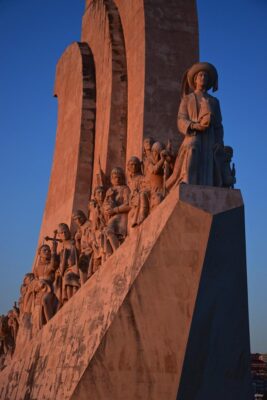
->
[0, 186, 252, 400]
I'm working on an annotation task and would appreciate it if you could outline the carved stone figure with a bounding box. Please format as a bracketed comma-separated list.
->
[103, 168, 130, 252]
[0, 315, 14, 358]
[18, 273, 35, 318]
[145, 142, 169, 209]
[127, 156, 149, 227]
[142, 137, 155, 176]
[88, 186, 107, 272]
[31, 244, 58, 330]
[72, 210, 93, 283]
[222, 146, 236, 188]
[34, 244, 58, 283]
[7, 304, 19, 343]
[54, 223, 80, 305]
[31, 278, 57, 332]
[166, 62, 224, 189]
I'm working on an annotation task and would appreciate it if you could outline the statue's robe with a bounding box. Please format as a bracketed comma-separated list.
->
[167, 92, 224, 188]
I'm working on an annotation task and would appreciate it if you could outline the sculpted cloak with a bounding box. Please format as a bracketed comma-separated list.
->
[166, 62, 224, 189]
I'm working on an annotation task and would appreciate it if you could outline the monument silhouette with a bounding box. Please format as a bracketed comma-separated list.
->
[0, 1, 252, 399]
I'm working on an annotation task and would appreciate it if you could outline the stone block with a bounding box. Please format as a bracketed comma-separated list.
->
[0, 186, 252, 400]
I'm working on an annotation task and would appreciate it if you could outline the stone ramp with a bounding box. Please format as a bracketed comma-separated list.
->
[0, 186, 251, 400]
[70, 187, 251, 400]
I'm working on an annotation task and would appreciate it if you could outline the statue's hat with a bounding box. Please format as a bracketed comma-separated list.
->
[182, 62, 218, 95]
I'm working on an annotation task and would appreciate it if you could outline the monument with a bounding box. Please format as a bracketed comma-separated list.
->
[0, 1, 252, 399]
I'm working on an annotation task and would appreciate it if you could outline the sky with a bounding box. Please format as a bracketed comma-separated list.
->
[0, 0, 266, 353]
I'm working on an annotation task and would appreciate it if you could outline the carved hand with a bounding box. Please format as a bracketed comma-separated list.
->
[191, 122, 206, 132]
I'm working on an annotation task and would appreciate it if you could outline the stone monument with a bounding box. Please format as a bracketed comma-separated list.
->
[0, 1, 252, 400]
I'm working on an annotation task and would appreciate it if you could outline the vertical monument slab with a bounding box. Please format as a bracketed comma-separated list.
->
[38, 42, 96, 241]
[82, 0, 198, 172]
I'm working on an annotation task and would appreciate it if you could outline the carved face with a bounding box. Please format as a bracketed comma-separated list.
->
[111, 170, 123, 186]
[95, 187, 105, 203]
[39, 245, 51, 260]
[224, 146, 233, 162]
[23, 274, 34, 286]
[143, 138, 154, 155]
[194, 70, 209, 90]
[151, 142, 163, 162]
[127, 157, 140, 175]
[57, 224, 71, 241]
[73, 214, 86, 227]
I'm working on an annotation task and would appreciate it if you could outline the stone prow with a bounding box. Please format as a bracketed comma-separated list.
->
[0, 186, 251, 400]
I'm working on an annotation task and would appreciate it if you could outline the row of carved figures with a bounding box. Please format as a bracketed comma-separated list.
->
[0, 62, 237, 368]
[0, 135, 236, 362]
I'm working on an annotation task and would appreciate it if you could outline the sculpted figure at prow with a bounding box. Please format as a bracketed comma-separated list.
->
[166, 62, 236, 190]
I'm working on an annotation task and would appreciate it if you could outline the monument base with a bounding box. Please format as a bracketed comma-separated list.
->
[0, 185, 252, 400]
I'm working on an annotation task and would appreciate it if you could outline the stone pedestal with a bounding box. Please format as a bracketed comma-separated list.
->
[0, 186, 252, 400]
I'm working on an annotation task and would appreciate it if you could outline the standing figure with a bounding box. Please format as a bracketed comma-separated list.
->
[166, 62, 224, 189]
[0, 315, 13, 357]
[31, 244, 58, 330]
[88, 186, 107, 271]
[222, 146, 236, 188]
[142, 137, 155, 176]
[146, 142, 169, 209]
[72, 210, 93, 284]
[18, 273, 35, 318]
[127, 156, 149, 227]
[54, 223, 80, 305]
[103, 168, 131, 252]
[7, 304, 20, 343]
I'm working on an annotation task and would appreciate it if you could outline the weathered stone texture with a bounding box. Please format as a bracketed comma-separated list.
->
[0, 186, 251, 400]
[38, 42, 96, 243]
[83, 0, 198, 172]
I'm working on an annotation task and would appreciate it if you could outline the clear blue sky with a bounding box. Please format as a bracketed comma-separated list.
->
[0, 0, 266, 352]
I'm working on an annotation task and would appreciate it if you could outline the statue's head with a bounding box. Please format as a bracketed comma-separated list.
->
[143, 137, 155, 154]
[152, 141, 164, 161]
[23, 273, 35, 286]
[184, 62, 218, 94]
[127, 156, 142, 175]
[38, 244, 51, 260]
[57, 223, 71, 241]
[224, 146, 233, 161]
[110, 167, 125, 186]
[93, 186, 106, 203]
[72, 210, 87, 227]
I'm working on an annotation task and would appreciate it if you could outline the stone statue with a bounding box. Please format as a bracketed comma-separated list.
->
[88, 186, 107, 272]
[72, 210, 93, 284]
[142, 137, 155, 176]
[166, 62, 224, 189]
[103, 168, 130, 252]
[222, 146, 236, 188]
[31, 244, 58, 330]
[54, 223, 80, 305]
[7, 304, 19, 343]
[18, 273, 35, 318]
[145, 141, 169, 209]
[33, 244, 58, 283]
[31, 278, 57, 332]
[127, 156, 149, 227]
[0, 315, 14, 357]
